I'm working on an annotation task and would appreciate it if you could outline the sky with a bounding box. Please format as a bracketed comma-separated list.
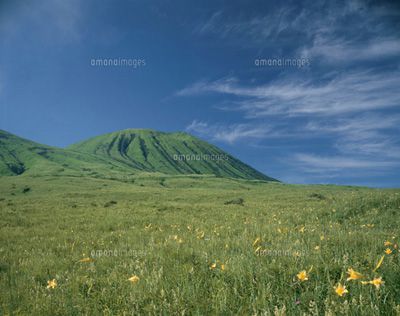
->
[0, 0, 399, 187]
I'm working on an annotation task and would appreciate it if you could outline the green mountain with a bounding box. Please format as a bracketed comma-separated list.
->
[68, 129, 276, 181]
[0, 129, 132, 177]
[0, 129, 277, 181]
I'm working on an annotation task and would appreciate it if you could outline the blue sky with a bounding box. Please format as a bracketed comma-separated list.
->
[0, 0, 399, 187]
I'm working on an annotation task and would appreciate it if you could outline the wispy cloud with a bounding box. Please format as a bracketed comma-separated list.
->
[194, 11, 224, 35]
[305, 114, 400, 158]
[187, 0, 400, 183]
[186, 120, 272, 144]
[177, 70, 400, 117]
[301, 36, 400, 63]
[293, 153, 398, 174]
[195, 1, 400, 66]
[291, 113, 400, 175]
[179, 71, 400, 174]
[194, 2, 335, 42]
[305, 114, 400, 133]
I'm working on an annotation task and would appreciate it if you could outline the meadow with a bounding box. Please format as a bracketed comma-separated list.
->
[0, 174, 399, 315]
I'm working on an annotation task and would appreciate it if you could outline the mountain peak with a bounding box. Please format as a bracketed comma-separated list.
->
[0, 128, 278, 181]
[108, 128, 191, 137]
[68, 129, 277, 181]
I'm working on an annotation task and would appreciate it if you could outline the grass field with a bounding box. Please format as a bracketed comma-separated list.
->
[1, 174, 400, 315]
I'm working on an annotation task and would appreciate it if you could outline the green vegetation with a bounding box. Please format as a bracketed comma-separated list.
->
[68, 129, 275, 181]
[0, 129, 399, 314]
[0, 174, 399, 315]
[0, 130, 135, 179]
[0, 129, 276, 181]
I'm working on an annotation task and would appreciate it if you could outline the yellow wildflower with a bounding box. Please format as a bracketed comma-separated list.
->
[128, 275, 140, 283]
[296, 270, 308, 282]
[346, 268, 363, 281]
[371, 277, 384, 289]
[362, 277, 384, 289]
[46, 279, 57, 289]
[210, 262, 217, 270]
[384, 241, 392, 246]
[334, 283, 348, 297]
[385, 248, 392, 255]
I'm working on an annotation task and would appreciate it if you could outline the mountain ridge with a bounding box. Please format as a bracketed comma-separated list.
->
[0, 129, 278, 181]
[68, 129, 276, 181]
[0, 129, 134, 177]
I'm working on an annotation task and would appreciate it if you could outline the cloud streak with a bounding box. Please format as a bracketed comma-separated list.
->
[178, 70, 400, 117]
[187, 0, 400, 182]
[179, 70, 400, 175]
[301, 36, 400, 63]
[293, 153, 398, 174]
[186, 120, 272, 144]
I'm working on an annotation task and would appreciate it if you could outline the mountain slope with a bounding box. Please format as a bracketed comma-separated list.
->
[0, 130, 134, 177]
[68, 129, 277, 181]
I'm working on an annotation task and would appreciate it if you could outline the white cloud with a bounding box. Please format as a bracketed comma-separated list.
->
[305, 114, 400, 159]
[305, 114, 400, 133]
[186, 120, 272, 144]
[292, 113, 400, 174]
[194, 10, 285, 41]
[194, 11, 223, 35]
[301, 36, 400, 63]
[195, 1, 400, 67]
[336, 139, 400, 158]
[293, 153, 398, 173]
[187, 0, 400, 181]
[179, 73, 400, 174]
[177, 70, 400, 117]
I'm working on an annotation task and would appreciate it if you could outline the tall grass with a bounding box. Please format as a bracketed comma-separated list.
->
[0, 175, 399, 315]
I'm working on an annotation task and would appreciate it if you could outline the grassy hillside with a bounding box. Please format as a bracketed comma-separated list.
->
[68, 129, 276, 181]
[1, 129, 276, 181]
[0, 174, 399, 315]
[1, 129, 399, 314]
[0, 130, 141, 178]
